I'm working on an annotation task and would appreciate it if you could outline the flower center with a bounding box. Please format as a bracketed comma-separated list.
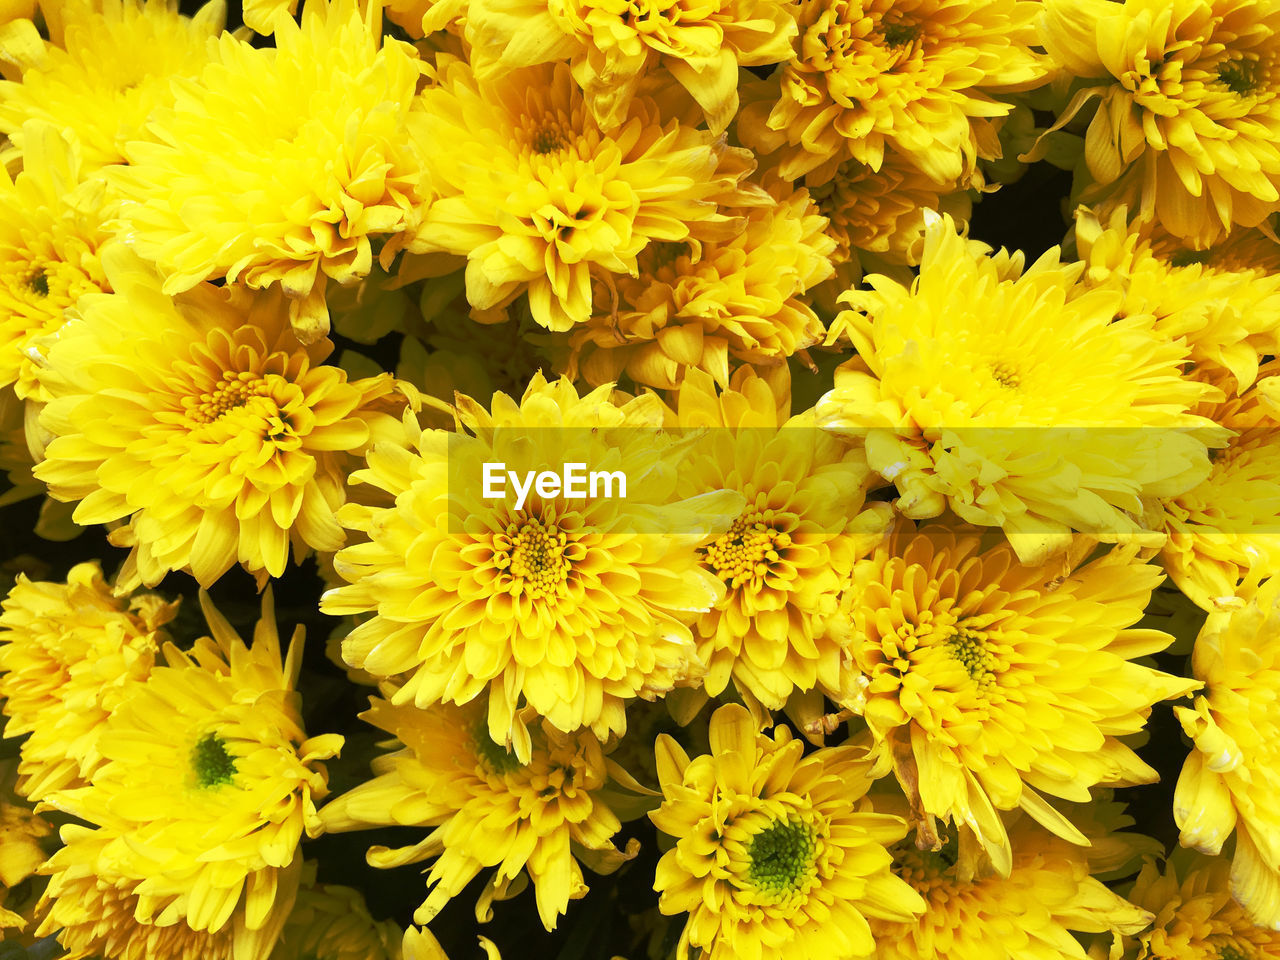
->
[893, 837, 958, 895]
[1216, 946, 1251, 960]
[26, 269, 48, 297]
[1168, 247, 1211, 268]
[702, 510, 792, 589]
[473, 722, 522, 775]
[188, 371, 267, 424]
[747, 817, 818, 894]
[945, 625, 997, 689]
[493, 516, 573, 599]
[0, 255, 96, 315]
[520, 107, 575, 158]
[531, 124, 567, 155]
[1219, 56, 1262, 95]
[192, 733, 237, 788]
[881, 19, 918, 48]
[989, 361, 1020, 389]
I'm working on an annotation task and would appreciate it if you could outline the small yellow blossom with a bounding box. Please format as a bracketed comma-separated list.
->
[322, 697, 634, 931]
[1174, 575, 1280, 929]
[109, 0, 430, 342]
[0, 560, 175, 800]
[1039, 0, 1280, 245]
[650, 704, 926, 960]
[34, 249, 401, 588]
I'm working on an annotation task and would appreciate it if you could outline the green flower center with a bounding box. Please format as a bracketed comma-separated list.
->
[989, 361, 1021, 389]
[192, 733, 237, 788]
[1217, 946, 1251, 960]
[1219, 57, 1261, 95]
[747, 817, 818, 894]
[946, 626, 997, 688]
[473, 724, 522, 775]
[882, 21, 918, 47]
[26, 269, 48, 297]
[1168, 248, 1211, 268]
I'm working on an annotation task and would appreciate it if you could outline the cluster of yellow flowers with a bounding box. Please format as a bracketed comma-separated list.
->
[0, 0, 1278, 958]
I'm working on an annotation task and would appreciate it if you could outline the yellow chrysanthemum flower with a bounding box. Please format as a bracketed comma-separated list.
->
[33, 250, 401, 589]
[322, 697, 634, 931]
[828, 523, 1198, 874]
[649, 704, 926, 960]
[801, 148, 974, 310]
[412, 57, 756, 333]
[737, 0, 1046, 185]
[270, 867, 402, 960]
[875, 806, 1154, 960]
[0, 121, 113, 401]
[392, 279, 558, 420]
[36, 591, 342, 960]
[465, 0, 797, 132]
[0, 560, 175, 800]
[0, 0, 225, 169]
[1075, 206, 1280, 394]
[1152, 381, 1280, 611]
[1174, 576, 1280, 929]
[563, 177, 833, 392]
[322, 373, 740, 760]
[0, 757, 51, 935]
[1120, 851, 1280, 958]
[1039, 0, 1280, 245]
[38, 826, 243, 960]
[806, 150, 975, 271]
[818, 214, 1220, 565]
[108, 0, 429, 343]
[661, 367, 891, 712]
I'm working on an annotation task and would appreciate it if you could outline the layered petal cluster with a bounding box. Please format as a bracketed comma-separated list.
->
[465, 0, 798, 131]
[1119, 851, 1280, 958]
[35, 592, 342, 960]
[828, 523, 1199, 873]
[0, 121, 114, 401]
[270, 867, 402, 960]
[1075, 206, 1280, 394]
[564, 177, 834, 391]
[1152, 380, 1280, 611]
[806, 150, 974, 270]
[108, 0, 429, 342]
[322, 372, 740, 758]
[874, 808, 1154, 960]
[412, 57, 757, 332]
[0, 0, 225, 169]
[321, 697, 633, 931]
[1174, 576, 1280, 929]
[33, 250, 401, 589]
[817, 214, 1221, 565]
[0, 560, 176, 800]
[649, 704, 926, 960]
[738, 0, 1046, 185]
[664, 368, 891, 711]
[38, 829, 239, 960]
[1039, 0, 1280, 245]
